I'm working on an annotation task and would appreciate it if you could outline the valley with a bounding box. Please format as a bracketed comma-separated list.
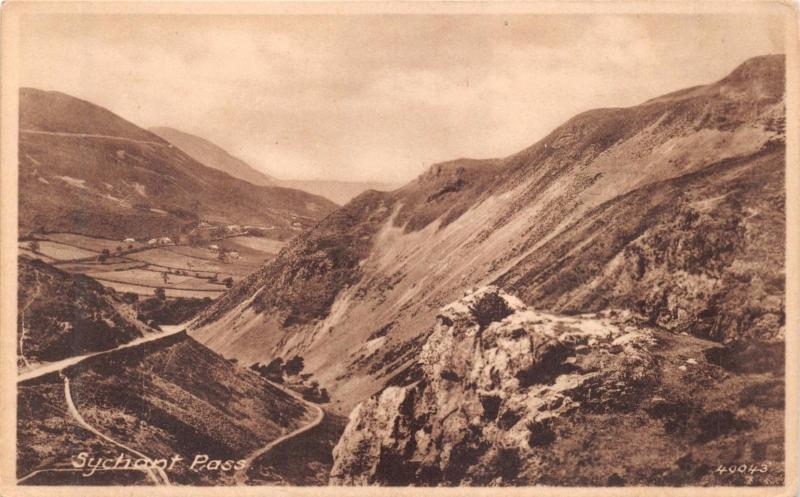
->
[19, 230, 283, 299]
[15, 54, 788, 487]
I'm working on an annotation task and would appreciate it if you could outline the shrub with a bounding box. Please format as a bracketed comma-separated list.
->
[284, 355, 305, 376]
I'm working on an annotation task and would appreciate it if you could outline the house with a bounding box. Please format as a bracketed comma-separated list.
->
[123, 237, 136, 243]
[158, 237, 172, 245]
[208, 244, 220, 252]
[147, 238, 158, 245]
[228, 251, 240, 259]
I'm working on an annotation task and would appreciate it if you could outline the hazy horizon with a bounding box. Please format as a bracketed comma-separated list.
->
[20, 13, 785, 183]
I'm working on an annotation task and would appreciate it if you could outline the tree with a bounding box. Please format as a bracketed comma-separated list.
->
[101, 248, 111, 257]
[28, 240, 40, 253]
[223, 277, 234, 288]
[162, 272, 169, 283]
[217, 247, 227, 262]
[283, 355, 305, 376]
[122, 292, 139, 304]
[116, 246, 123, 252]
[154, 287, 167, 301]
[128, 244, 134, 250]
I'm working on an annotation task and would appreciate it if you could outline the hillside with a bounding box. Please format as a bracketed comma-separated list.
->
[17, 256, 318, 485]
[17, 256, 152, 369]
[19, 89, 338, 239]
[18, 332, 317, 485]
[149, 126, 276, 187]
[190, 54, 785, 416]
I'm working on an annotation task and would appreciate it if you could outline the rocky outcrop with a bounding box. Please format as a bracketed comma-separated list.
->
[330, 287, 784, 486]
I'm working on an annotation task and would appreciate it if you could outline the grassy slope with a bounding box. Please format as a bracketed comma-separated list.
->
[18, 332, 317, 485]
[149, 126, 276, 187]
[19, 88, 337, 239]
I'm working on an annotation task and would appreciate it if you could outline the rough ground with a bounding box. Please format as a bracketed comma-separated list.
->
[330, 287, 784, 486]
[17, 256, 150, 368]
[18, 332, 317, 485]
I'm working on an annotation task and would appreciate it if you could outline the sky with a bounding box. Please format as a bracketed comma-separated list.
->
[19, 12, 786, 183]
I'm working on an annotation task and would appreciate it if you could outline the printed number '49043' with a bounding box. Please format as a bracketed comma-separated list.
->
[714, 464, 768, 475]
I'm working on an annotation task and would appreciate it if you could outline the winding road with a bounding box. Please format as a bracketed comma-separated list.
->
[63, 376, 171, 485]
[17, 272, 42, 368]
[233, 380, 325, 486]
[20, 129, 165, 146]
[16, 324, 187, 485]
[17, 321, 325, 487]
[17, 324, 186, 383]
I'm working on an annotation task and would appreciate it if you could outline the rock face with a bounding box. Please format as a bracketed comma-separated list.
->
[330, 287, 784, 486]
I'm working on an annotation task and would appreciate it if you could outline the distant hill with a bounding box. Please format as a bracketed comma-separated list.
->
[149, 126, 277, 187]
[149, 126, 399, 205]
[19, 89, 338, 239]
[276, 179, 400, 205]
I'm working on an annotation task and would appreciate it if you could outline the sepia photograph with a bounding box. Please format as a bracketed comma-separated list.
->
[0, 1, 797, 495]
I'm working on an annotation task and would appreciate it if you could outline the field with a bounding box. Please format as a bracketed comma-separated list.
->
[19, 240, 98, 261]
[46, 233, 145, 252]
[19, 233, 281, 299]
[227, 236, 286, 255]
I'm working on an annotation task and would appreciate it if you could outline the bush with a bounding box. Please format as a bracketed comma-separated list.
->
[154, 287, 167, 301]
[284, 355, 305, 376]
[122, 292, 139, 304]
[470, 291, 514, 328]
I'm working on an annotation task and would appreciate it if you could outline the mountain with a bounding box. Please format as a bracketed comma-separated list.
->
[330, 287, 783, 485]
[276, 180, 401, 205]
[19, 89, 338, 239]
[190, 55, 785, 418]
[149, 126, 277, 187]
[17, 256, 151, 368]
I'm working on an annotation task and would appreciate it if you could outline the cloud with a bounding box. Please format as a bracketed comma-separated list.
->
[19, 13, 784, 183]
